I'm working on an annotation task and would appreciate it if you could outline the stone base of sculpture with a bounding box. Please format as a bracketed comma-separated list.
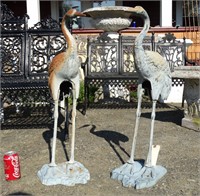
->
[37, 161, 90, 186]
[111, 161, 167, 189]
[182, 117, 200, 131]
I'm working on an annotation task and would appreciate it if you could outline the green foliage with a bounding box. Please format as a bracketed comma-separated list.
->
[88, 86, 98, 103]
[130, 91, 137, 99]
[66, 81, 97, 105]
[127, 83, 138, 101]
[77, 81, 85, 103]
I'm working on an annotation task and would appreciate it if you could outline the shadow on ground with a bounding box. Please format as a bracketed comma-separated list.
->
[141, 108, 184, 125]
[79, 124, 130, 164]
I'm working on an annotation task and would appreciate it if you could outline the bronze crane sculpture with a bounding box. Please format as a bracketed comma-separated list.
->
[37, 9, 90, 186]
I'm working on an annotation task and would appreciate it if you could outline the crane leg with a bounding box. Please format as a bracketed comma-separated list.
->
[146, 100, 157, 167]
[69, 83, 77, 163]
[128, 85, 144, 163]
[38, 86, 90, 185]
[111, 84, 145, 186]
[134, 100, 167, 189]
[64, 96, 69, 141]
[49, 92, 60, 166]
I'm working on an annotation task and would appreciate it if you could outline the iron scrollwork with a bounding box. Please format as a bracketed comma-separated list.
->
[122, 44, 134, 73]
[1, 35, 25, 75]
[28, 18, 66, 78]
[90, 44, 118, 73]
[88, 33, 119, 74]
[28, 34, 66, 77]
[121, 36, 152, 74]
[30, 17, 61, 31]
[156, 33, 185, 72]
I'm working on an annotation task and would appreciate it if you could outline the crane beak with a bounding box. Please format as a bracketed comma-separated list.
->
[75, 11, 87, 17]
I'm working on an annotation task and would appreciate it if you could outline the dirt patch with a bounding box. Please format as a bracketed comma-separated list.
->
[0, 104, 199, 196]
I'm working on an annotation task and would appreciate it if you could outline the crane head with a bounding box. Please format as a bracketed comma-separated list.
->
[125, 6, 148, 19]
[66, 9, 86, 18]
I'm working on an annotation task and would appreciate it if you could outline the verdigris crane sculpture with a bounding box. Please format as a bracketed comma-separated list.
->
[83, 5, 171, 188]
[111, 6, 172, 189]
[82, 5, 172, 189]
[37, 9, 90, 186]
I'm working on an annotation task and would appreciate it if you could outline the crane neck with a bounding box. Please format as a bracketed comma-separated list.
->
[135, 13, 150, 49]
[61, 13, 77, 52]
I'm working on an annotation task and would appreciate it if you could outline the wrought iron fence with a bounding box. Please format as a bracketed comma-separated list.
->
[0, 4, 65, 126]
[0, 3, 88, 127]
[0, 3, 194, 126]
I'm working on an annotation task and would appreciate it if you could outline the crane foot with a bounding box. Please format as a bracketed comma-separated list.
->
[135, 165, 167, 189]
[111, 160, 144, 186]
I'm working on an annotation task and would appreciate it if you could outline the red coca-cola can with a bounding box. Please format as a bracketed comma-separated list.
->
[3, 151, 21, 181]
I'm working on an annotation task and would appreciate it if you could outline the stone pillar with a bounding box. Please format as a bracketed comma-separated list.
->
[26, 0, 40, 28]
[160, 0, 172, 27]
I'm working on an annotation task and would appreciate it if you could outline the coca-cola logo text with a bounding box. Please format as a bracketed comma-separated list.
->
[11, 156, 20, 178]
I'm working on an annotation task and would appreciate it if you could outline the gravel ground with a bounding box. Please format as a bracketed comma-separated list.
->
[0, 104, 200, 196]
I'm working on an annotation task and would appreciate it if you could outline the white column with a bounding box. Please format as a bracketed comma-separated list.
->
[160, 0, 172, 27]
[26, 0, 40, 28]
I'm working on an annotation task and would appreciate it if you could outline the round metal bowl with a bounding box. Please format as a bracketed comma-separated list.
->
[83, 6, 134, 31]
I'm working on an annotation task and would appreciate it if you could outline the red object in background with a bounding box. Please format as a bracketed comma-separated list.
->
[3, 151, 21, 181]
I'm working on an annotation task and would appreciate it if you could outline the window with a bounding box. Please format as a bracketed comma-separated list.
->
[58, 1, 81, 28]
[183, 0, 200, 27]
[123, 1, 160, 27]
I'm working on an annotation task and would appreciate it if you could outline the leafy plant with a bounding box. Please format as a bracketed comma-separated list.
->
[127, 83, 138, 101]
[88, 86, 99, 103]
[77, 81, 85, 103]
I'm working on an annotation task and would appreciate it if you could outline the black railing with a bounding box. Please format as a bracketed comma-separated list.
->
[1, 3, 193, 126]
[81, 31, 191, 113]
[0, 4, 64, 126]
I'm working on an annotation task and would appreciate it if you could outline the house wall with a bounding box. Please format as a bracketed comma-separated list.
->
[1, 0, 184, 28]
[2, 0, 50, 27]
